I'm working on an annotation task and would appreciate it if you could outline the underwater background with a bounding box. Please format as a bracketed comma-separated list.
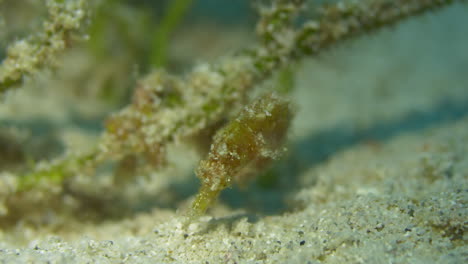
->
[0, 0, 467, 263]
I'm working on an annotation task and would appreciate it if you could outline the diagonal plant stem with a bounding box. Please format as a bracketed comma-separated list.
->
[0, 0, 89, 94]
[252, 0, 463, 76]
[294, 0, 461, 57]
